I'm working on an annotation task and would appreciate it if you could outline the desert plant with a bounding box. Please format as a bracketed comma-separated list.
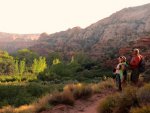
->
[0, 106, 15, 113]
[130, 105, 150, 113]
[112, 86, 138, 113]
[136, 84, 150, 105]
[97, 93, 119, 113]
[33, 94, 52, 113]
[92, 79, 115, 93]
[49, 90, 75, 106]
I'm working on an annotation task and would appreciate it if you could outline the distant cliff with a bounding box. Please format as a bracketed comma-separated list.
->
[0, 32, 40, 52]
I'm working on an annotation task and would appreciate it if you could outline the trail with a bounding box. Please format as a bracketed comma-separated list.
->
[41, 89, 115, 113]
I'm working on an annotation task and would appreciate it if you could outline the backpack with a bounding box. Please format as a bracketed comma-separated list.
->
[139, 57, 145, 73]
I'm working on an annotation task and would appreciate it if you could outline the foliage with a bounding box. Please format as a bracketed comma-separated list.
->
[0, 51, 15, 75]
[97, 84, 150, 113]
[0, 82, 63, 108]
[12, 49, 38, 67]
[130, 105, 150, 113]
[136, 84, 150, 105]
[32, 57, 47, 74]
[49, 91, 75, 106]
[97, 93, 119, 113]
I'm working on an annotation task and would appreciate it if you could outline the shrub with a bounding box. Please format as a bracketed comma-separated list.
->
[72, 84, 93, 99]
[113, 86, 138, 113]
[64, 83, 93, 99]
[49, 90, 75, 106]
[97, 86, 138, 113]
[130, 105, 150, 113]
[0, 106, 15, 113]
[33, 94, 52, 113]
[97, 93, 119, 113]
[92, 79, 115, 93]
[0, 82, 63, 108]
[136, 84, 150, 105]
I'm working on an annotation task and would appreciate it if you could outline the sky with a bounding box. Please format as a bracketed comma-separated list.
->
[0, 0, 149, 34]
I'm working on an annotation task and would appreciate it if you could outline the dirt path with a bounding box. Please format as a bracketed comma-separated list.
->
[41, 89, 115, 113]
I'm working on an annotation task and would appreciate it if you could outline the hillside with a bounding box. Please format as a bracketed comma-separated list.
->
[0, 32, 40, 53]
[30, 3, 150, 63]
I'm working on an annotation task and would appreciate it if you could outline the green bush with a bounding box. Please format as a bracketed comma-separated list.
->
[0, 82, 63, 108]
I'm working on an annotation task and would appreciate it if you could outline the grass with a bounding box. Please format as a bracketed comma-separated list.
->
[97, 93, 119, 113]
[0, 78, 116, 113]
[97, 83, 150, 113]
[136, 84, 150, 105]
[91, 78, 115, 93]
[49, 90, 75, 106]
[0, 82, 64, 108]
[130, 105, 150, 113]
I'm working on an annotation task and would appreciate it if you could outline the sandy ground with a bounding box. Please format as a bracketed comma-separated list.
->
[41, 89, 115, 113]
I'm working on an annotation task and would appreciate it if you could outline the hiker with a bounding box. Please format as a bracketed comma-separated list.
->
[113, 56, 127, 91]
[121, 56, 128, 86]
[130, 48, 145, 85]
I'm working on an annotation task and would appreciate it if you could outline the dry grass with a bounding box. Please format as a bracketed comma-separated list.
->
[136, 84, 150, 105]
[92, 79, 115, 93]
[97, 93, 119, 113]
[49, 90, 75, 106]
[0, 79, 117, 113]
[0, 94, 52, 113]
[97, 85, 139, 113]
[64, 83, 93, 99]
[130, 105, 150, 113]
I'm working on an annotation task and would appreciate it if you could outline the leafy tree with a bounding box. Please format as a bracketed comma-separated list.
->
[19, 60, 25, 75]
[13, 49, 38, 67]
[0, 50, 15, 75]
[32, 57, 47, 74]
[19, 60, 25, 81]
[46, 52, 63, 66]
[14, 60, 19, 74]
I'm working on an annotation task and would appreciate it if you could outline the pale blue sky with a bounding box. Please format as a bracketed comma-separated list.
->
[0, 0, 149, 34]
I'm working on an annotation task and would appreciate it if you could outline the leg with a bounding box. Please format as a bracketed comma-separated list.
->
[131, 69, 140, 85]
[116, 74, 122, 91]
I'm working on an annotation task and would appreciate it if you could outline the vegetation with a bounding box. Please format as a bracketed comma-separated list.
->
[0, 78, 116, 113]
[97, 84, 150, 113]
[0, 82, 64, 108]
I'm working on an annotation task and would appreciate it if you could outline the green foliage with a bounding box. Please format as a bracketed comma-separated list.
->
[13, 49, 38, 67]
[19, 60, 25, 74]
[52, 58, 61, 65]
[0, 51, 15, 75]
[0, 82, 64, 108]
[32, 57, 47, 74]
[46, 52, 63, 65]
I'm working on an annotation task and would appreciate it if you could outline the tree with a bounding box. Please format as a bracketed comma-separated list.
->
[13, 49, 38, 67]
[14, 60, 19, 74]
[0, 50, 15, 75]
[19, 60, 25, 75]
[19, 60, 25, 81]
[32, 57, 47, 74]
[46, 52, 63, 66]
